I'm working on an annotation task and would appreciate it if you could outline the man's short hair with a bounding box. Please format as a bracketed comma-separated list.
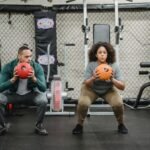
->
[18, 44, 32, 54]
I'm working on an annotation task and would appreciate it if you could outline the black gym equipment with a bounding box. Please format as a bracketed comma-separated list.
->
[124, 62, 150, 109]
[34, 11, 57, 86]
[134, 62, 150, 108]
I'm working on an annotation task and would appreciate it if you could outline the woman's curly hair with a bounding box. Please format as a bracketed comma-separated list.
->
[88, 42, 116, 64]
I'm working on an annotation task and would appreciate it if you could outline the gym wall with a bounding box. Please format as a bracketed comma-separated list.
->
[0, 13, 35, 63]
[0, 9, 149, 100]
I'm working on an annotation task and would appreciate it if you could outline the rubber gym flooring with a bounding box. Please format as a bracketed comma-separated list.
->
[0, 106, 150, 150]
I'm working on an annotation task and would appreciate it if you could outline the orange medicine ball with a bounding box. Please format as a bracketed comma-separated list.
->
[16, 62, 32, 79]
[96, 64, 112, 80]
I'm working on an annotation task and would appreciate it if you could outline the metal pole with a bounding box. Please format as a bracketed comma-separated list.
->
[83, 0, 88, 70]
[46, 43, 51, 83]
[64, 44, 67, 88]
[114, 0, 119, 65]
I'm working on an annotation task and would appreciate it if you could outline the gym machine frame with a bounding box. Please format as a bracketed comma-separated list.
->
[45, 43, 75, 115]
[82, 0, 113, 116]
[86, 0, 132, 116]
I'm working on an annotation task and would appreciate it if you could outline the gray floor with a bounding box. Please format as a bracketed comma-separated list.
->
[0, 106, 150, 150]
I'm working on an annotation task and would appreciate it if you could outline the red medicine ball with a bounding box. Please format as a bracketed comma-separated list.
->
[16, 62, 32, 79]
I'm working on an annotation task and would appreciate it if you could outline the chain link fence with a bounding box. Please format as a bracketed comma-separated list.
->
[0, 13, 35, 65]
[0, 9, 150, 100]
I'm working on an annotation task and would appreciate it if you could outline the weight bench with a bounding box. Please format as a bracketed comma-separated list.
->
[87, 98, 114, 116]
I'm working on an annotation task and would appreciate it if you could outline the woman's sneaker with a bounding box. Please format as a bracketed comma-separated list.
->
[118, 124, 128, 134]
[72, 124, 83, 134]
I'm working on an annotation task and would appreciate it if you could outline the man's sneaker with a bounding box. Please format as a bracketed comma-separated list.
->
[118, 124, 128, 134]
[35, 124, 48, 136]
[0, 123, 10, 136]
[72, 124, 83, 134]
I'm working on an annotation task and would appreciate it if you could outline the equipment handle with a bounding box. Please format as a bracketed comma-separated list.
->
[65, 43, 75, 46]
[139, 71, 149, 75]
[140, 62, 150, 68]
